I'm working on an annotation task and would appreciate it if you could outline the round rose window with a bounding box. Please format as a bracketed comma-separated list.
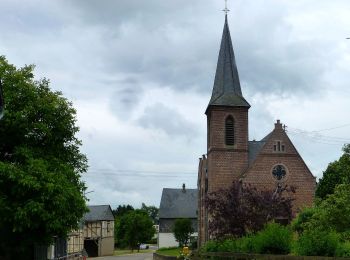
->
[272, 165, 287, 181]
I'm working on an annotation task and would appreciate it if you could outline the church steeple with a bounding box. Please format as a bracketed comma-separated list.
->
[206, 15, 250, 113]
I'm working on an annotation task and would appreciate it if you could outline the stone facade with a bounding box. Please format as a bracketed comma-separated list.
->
[197, 15, 316, 246]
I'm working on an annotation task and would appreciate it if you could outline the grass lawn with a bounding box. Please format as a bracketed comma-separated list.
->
[114, 249, 153, 256]
[156, 247, 182, 256]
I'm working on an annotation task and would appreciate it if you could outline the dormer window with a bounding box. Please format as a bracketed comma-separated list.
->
[225, 116, 234, 145]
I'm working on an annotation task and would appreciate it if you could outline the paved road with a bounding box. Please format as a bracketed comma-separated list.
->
[88, 252, 153, 260]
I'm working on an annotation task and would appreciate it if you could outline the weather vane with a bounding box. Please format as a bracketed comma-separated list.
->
[223, 0, 230, 15]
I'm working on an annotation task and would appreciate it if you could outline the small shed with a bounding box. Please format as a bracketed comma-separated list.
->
[158, 184, 198, 248]
[83, 205, 115, 257]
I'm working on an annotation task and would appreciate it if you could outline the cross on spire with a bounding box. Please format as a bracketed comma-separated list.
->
[223, 0, 230, 15]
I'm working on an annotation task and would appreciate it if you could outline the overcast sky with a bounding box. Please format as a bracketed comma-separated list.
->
[1, 0, 350, 209]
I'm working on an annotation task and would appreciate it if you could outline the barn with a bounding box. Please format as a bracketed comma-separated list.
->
[158, 184, 197, 248]
[83, 205, 115, 257]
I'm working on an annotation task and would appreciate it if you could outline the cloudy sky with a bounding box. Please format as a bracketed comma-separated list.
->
[1, 0, 350, 209]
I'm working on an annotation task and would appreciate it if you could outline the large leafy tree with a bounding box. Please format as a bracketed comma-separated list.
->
[115, 210, 155, 251]
[293, 184, 350, 239]
[0, 56, 88, 258]
[291, 184, 350, 257]
[316, 144, 350, 199]
[113, 204, 134, 217]
[141, 202, 159, 224]
[0, 79, 4, 119]
[173, 218, 194, 246]
[206, 181, 294, 239]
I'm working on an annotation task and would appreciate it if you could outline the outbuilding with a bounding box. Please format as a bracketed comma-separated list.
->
[83, 205, 115, 257]
[158, 184, 197, 248]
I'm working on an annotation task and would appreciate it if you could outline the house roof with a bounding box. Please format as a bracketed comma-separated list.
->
[248, 140, 266, 165]
[83, 205, 114, 222]
[159, 188, 197, 219]
[207, 15, 250, 113]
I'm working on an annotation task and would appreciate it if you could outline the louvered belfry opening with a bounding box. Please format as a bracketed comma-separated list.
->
[225, 116, 235, 145]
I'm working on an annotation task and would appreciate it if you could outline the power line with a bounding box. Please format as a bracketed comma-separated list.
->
[83, 169, 197, 178]
[308, 123, 350, 132]
[287, 126, 350, 145]
[88, 168, 195, 175]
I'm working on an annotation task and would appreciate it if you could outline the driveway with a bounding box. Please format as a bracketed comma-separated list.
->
[88, 252, 153, 260]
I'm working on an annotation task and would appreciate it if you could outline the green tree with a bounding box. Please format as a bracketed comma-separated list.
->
[0, 56, 87, 259]
[141, 202, 159, 224]
[0, 79, 4, 119]
[116, 210, 155, 251]
[292, 183, 350, 256]
[113, 204, 134, 217]
[173, 218, 194, 247]
[316, 144, 350, 199]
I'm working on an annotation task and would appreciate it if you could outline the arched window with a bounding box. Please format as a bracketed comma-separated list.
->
[225, 116, 234, 145]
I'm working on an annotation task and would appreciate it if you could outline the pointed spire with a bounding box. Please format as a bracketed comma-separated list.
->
[206, 15, 250, 113]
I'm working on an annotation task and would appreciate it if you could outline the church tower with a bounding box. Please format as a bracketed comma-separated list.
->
[198, 9, 316, 247]
[206, 14, 250, 192]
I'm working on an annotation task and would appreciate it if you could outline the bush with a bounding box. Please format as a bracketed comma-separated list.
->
[235, 235, 255, 253]
[190, 238, 198, 249]
[201, 240, 220, 252]
[252, 222, 292, 254]
[217, 239, 237, 252]
[202, 223, 292, 255]
[336, 242, 350, 257]
[294, 228, 340, 256]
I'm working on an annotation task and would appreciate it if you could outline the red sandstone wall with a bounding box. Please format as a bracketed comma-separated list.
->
[243, 122, 316, 211]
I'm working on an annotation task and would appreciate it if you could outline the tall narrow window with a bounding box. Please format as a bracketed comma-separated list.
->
[225, 116, 234, 145]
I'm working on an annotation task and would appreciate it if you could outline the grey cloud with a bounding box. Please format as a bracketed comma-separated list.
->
[109, 80, 143, 120]
[58, 0, 333, 99]
[138, 103, 197, 138]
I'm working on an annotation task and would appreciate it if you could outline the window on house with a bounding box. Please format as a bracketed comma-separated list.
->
[225, 116, 234, 145]
[272, 164, 287, 181]
[274, 141, 285, 152]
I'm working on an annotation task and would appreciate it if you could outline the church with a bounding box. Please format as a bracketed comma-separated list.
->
[197, 14, 316, 246]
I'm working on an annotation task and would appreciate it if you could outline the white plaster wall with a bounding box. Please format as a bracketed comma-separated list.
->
[158, 232, 198, 248]
[158, 233, 177, 248]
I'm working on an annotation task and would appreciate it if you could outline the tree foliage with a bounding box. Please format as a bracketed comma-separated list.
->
[115, 210, 155, 251]
[173, 218, 194, 246]
[0, 56, 87, 258]
[316, 144, 350, 199]
[113, 204, 134, 217]
[141, 202, 159, 224]
[293, 184, 350, 239]
[206, 181, 294, 239]
[0, 79, 4, 119]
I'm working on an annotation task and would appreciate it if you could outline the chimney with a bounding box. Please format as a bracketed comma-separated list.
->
[275, 119, 283, 130]
[182, 183, 186, 193]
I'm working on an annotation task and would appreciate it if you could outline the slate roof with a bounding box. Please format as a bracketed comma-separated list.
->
[83, 205, 114, 222]
[248, 141, 266, 165]
[159, 188, 197, 219]
[207, 15, 250, 113]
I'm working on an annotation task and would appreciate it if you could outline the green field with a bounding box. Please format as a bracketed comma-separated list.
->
[156, 247, 182, 256]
